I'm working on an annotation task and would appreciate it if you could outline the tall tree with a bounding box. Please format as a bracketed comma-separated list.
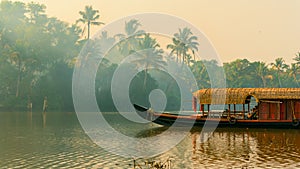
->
[293, 52, 300, 65]
[0, 1, 28, 98]
[250, 61, 268, 87]
[27, 2, 46, 25]
[0, 1, 27, 30]
[224, 59, 251, 87]
[175, 27, 199, 62]
[77, 5, 104, 39]
[115, 19, 145, 56]
[270, 58, 288, 87]
[131, 34, 166, 88]
[167, 27, 199, 64]
[288, 63, 299, 87]
[0, 1, 82, 110]
[167, 37, 184, 63]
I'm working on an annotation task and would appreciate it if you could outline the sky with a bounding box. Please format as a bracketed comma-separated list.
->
[8, 0, 300, 64]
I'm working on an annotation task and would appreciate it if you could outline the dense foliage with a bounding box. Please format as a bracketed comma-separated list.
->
[0, 1, 82, 111]
[0, 1, 299, 112]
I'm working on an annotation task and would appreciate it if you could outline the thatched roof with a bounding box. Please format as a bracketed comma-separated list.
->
[193, 88, 300, 104]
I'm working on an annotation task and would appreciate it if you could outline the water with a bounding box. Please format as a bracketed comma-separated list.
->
[0, 111, 300, 168]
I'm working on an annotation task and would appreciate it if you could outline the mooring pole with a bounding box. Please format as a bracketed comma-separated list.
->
[43, 96, 48, 113]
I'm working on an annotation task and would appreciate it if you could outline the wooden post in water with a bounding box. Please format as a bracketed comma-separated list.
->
[27, 95, 33, 125]
[27, 95, 32, 113]
[43, 96, 48, 113]
[42, 96, 48, 128]
[42, 110, 47, 128]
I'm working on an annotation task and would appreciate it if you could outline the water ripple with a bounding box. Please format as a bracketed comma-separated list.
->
[0, 112, 300, 168]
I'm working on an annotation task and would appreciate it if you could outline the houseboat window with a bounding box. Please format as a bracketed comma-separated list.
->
[203, 104, 208, 112]
[245, 95, 258, 111]
[210, 105, 226, 111]
[249, 96, 258, 110]
[235, 104, 245, 111]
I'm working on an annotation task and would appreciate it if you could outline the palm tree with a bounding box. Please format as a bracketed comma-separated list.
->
[167, 37, 183, 62]
[131, 34, 166, 88]
[174, 28, 199, 61]
[115, 19, 145, 56]
[288, 63, 299, 87]
[167, 27, 199, 64]
[250, 61, 268, 87]
[77, 5, 104, 39]
[270, 58, 288, 87]
[293, 52, 300, 65]
[224, 59, 251, 87]
[124, 19, 145, 37]
[167, 37, 187, 63]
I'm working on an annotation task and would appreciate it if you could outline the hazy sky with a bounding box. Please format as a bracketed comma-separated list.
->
[10, 0, 300, 64]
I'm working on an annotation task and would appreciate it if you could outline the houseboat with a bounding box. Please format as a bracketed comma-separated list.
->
[133, 88, 300, 128]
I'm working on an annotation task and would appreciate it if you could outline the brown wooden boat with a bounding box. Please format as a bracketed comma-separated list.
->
[134, 88, 300, 128]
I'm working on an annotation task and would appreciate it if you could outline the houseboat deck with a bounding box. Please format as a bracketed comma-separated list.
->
[134, 88, 300, 128]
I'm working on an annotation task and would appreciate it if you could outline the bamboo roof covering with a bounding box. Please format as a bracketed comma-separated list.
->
[193, 88, 300, 105]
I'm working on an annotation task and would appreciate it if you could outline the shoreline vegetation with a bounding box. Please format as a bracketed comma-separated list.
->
[0, 1, 300, 112]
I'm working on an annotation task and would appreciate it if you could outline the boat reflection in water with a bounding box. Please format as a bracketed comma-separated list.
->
[1, 111, 300, 168]
[136, 127, 300, 168]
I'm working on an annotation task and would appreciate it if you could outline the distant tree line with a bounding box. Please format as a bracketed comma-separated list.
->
[193, 56, 300, 89]
[0, 1, 299, 112]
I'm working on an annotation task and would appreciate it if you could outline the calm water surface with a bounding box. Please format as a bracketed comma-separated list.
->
[0, 111, 300, 168]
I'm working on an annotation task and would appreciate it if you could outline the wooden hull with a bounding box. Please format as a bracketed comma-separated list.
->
[133, 104, 300, 129]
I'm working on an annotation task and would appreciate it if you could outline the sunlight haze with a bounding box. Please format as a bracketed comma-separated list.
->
[9, 0, 300, 64]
